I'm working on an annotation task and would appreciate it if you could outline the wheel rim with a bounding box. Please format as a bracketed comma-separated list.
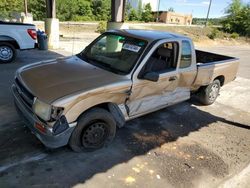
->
[0, 46, 13, 61]
[209, 84, 219, 101]
[81, 122, 109, 148]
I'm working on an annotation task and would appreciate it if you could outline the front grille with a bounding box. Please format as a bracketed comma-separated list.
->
[15, 78, 34, 108]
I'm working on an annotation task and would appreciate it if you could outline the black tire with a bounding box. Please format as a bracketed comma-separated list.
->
[69, 108, 116, 152]
[198, 79, 221, 105]
[0, 42, 16, 63]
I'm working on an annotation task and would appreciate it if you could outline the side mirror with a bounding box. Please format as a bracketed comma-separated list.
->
[143, 72, 159, 82]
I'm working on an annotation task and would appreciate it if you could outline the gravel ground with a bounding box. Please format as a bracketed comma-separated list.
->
[0, 44, 249, 188]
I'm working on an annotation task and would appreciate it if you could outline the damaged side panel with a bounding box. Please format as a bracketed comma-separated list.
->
[53, 81, 132, 123]
[127, 87, 190, 118]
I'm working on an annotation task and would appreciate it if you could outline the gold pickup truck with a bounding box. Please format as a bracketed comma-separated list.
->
[12, 30, 239, 152]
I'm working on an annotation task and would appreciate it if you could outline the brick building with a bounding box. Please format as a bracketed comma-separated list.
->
[154, 11, 193, 25]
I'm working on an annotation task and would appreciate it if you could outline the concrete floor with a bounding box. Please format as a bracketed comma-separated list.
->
[0, 45, 249, 188]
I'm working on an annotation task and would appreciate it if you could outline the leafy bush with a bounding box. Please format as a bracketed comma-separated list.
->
[96, 21, 107, 33]
[230, 32, 240, 39]
[128, 9, 139, 21]
[207, 28, 219, 40]
[72, 15, 92, 21]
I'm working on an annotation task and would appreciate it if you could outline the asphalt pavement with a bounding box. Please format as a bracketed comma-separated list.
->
[0, 46, 249, 188]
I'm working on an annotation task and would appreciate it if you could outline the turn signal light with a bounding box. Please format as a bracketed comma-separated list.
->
[35, 123, 46, 133]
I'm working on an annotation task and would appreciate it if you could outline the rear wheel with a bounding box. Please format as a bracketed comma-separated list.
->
[198, 79, 221, 105]
[0, 42, 16, 63]
[69, 108, 116, 152]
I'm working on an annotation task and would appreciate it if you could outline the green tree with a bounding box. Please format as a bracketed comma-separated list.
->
[0, 0, 23, 19]
[129, 8, 139, 21]
[91, 0, 110, 21]
[225, 0, 242, 15]
[56, 0, 78, 21]
[137, 0, 143, 20]
[74, 0, 93, 21]
[28, 0, 46, 20]
[222, 0, 250, 36]
[241, 4, 250, 36]
[141, 3, 153, 22]
[125, 1, 132, 21]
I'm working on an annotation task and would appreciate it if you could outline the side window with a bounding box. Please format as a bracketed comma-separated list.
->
[143, 42, 179, 74]
[180, 41, 192, 68]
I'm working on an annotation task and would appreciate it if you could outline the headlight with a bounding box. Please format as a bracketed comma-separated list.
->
[33, 98, 52, 121]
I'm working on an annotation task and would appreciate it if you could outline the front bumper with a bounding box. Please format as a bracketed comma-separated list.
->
[12, 84, 75, 148]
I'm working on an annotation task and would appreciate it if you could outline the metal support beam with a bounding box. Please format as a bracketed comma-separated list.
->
[111, 0, 126, 22]
[108, 0, 128, 30]
[46, 0, 56, 18]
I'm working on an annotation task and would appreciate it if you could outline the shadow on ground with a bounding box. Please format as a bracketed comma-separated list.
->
[0, 99, 248, 187]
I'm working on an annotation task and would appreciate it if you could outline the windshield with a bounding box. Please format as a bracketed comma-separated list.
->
[79, 33, 147, 74]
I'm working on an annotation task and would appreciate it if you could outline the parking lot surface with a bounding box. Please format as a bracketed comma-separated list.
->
[0, 46, 249, 188]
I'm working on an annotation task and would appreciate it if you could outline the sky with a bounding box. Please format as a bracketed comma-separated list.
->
[158, 0, 250, 18]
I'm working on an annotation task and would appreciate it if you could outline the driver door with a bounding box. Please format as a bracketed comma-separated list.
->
[126, 41, 189, 118]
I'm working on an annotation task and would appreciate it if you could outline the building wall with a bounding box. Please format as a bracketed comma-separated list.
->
[155, 11, 193, 25]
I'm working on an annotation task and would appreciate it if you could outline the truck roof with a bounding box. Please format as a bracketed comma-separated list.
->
[108, 29, 190, 42]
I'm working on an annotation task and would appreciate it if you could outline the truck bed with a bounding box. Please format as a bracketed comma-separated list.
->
[196, 50, 235, 65]
[0, 21, 36, 50]
[193, 50, 239, 88]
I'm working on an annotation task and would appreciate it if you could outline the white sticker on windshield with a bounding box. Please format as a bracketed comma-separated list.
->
[122, 43, 141, 52]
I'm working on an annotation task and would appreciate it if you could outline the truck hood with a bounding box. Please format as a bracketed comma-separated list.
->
[17, 56, 129, 104]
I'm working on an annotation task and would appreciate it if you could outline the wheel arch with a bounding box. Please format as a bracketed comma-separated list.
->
[76, 102, 126, 128]
[214, 75, 225, 86]
[0, 35, 20, 49]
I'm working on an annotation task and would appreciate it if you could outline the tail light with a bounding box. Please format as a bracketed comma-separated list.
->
[27, 29, 37, 40]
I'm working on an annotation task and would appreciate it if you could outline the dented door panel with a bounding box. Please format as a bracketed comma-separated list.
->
[127, 71, 180, 116]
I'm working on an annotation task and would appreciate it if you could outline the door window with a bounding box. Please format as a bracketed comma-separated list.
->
[180, 41, 192, 68]
[143, 42, 179, 74]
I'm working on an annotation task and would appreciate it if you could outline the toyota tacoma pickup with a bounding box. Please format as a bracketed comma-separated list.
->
[0, 21, 37, 63]
[12, 30, 239, 152]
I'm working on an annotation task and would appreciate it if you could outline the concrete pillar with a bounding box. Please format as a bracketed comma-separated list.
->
[45, 0, 59, 49]
[107, 0, 128, 30]
[45, 18, 59, 49]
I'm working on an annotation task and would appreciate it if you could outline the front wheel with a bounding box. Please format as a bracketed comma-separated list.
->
[197, 79, 221, 105]
[69, 108, 116, 152]
[0, 42, 16, 63]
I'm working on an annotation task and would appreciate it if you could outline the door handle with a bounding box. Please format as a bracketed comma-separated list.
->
[169, 76, 177, 81]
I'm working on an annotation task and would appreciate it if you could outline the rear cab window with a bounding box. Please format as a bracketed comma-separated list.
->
[180, 41, 192, 68]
